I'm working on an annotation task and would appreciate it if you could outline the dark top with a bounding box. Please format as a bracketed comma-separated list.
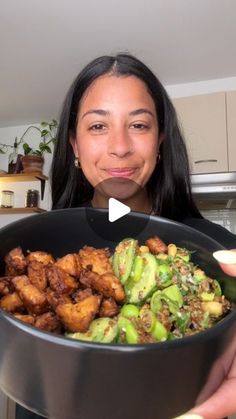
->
[182, 216, 236, 249]
[15, 213, 235, 419]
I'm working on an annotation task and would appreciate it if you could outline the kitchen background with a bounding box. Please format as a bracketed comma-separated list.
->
[1, 75, 236, 232]
[0, 1, 236, 418]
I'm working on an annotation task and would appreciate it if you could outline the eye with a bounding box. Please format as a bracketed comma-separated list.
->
[88, 123, 106, 131]
[130, 122, 150, 130]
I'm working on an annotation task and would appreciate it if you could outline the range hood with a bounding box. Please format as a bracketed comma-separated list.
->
[191, 172, 236, 210]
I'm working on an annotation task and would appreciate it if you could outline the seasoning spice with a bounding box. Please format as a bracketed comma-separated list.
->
[25, 189, 39, 208]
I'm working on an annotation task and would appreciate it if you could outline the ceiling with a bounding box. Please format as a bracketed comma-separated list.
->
[1, 0, 236, 127]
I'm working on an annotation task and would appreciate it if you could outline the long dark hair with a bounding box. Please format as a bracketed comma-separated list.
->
[51, 53, 201, 221]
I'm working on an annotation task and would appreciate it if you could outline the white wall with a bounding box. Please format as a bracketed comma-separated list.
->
[166, 75, 236, 97]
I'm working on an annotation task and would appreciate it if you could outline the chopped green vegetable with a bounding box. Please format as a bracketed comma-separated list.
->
[150, 320, 168, 341]
[125, 252, 157, 304]
[130, 255, 144, 282]
[156, 262, 173, 288]
[112, 238, 138, 284]
[118, 316, 139, 344]
[121, 304, 140, 318]
[67, 318, 118, 343]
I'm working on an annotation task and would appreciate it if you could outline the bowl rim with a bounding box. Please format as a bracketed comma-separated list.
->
[0, 207, 235, 351]
[0, 207, 228, 252]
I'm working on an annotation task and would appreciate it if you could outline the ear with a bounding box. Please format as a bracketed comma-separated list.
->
[69, 134, 79, 158]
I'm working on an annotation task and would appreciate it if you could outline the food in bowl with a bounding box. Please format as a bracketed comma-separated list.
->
[0, 236, 232, 344]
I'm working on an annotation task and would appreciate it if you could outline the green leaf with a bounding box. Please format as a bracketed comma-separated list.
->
[23, 143, 33, 155]
[41, 129, 49, 137]
[39, 143, 51, 153]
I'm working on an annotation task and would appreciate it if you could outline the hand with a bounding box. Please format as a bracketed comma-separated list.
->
[174, 250, 236, 419]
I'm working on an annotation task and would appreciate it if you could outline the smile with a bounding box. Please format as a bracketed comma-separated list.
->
[105, 168, 137, 177]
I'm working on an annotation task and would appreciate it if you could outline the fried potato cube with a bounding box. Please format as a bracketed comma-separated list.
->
[35, 312, 62, 333]
[47, 265, 78, 295]
[80, 270, 125, 303]
[28, 261, 47, 291]
[55, 253, 81, 277]
[12, 276, 48, 315]
[46, 289, 72, 310]
[145, 236, 167, 254]
[4, 247, 27, 276]
[79, 246, 112, 275]
[0, 292, 24, 313]
[99, 297, 119, 317]
[56, 295, 102, 333]
[14, 314, 35, 325]
[0, 277, 13, 296]
[12, 275, 30, 290]
[19, 285, 48, 315]
[72, 288, 93, 303]
[26, 251, 55, 266]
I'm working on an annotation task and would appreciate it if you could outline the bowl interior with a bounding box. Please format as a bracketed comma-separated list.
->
[0, 207, 235, 303]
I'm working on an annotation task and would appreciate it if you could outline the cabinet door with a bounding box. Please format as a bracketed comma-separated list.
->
[226, 91, 236, 172]
[173, 93, 228, 174]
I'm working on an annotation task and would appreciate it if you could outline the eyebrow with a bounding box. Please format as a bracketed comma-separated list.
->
[81, 108, 154, 119]
[129, 108, 154, 117]
[81, 109, 109, 119]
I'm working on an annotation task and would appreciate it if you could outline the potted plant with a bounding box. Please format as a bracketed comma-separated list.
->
[20, 119, 58, 173]
[0, 119, 58, 174]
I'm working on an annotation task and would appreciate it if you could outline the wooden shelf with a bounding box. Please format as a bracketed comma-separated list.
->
[0, 207, 46, 214]
[0, 172, 48, 199]
[0, 172, 48, 182]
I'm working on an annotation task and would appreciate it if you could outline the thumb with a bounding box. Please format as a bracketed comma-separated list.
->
[185, 378, 236, 419]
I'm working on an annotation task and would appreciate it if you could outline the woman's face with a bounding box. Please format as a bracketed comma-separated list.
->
[70, 74, 162, 205]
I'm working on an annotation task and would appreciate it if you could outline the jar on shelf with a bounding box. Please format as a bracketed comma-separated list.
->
[25, 189, 39, 208]
[1, 190, 14, 208]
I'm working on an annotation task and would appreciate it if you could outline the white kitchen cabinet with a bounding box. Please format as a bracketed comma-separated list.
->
[173, 92, 228, 174]
[226, 91, 236, 172]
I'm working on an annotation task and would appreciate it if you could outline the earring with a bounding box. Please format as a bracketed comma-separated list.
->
[156, 153, 161, 163]
[74, 157, 81, 169]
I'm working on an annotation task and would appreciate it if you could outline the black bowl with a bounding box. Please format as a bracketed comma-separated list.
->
[0, 208, 235, 419]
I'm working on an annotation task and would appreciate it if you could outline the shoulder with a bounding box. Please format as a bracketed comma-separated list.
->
[181, 216, 236, 249]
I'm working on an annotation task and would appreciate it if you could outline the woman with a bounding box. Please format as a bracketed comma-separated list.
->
[17, 54, 236, 419]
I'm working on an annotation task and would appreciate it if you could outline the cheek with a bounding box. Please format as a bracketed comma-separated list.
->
[140, 140, 158, 164]
[77, 139, 104, 186]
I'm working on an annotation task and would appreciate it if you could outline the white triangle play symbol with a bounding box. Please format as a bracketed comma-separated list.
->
[108, 198, 131, 222]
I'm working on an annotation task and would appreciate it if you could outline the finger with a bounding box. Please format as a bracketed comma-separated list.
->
[213, 250, 236, 277]
[219, 262, 236, 276]
[187, 378, 236, 419]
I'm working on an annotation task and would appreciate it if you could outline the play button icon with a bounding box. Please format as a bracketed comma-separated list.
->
[85, 177, 151, 242]
[108, 198, 131, 222]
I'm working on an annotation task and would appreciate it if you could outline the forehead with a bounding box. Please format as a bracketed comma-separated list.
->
[79, 74, 155, 110]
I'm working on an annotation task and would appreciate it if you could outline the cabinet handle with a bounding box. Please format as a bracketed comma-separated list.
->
[194, 159, 218, 164]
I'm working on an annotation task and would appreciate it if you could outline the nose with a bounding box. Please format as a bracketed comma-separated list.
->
[107, 127, 133, 158]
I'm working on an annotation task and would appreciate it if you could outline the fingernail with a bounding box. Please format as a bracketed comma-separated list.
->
[172, 415, 203, 419]
[213, 250, 236, 264]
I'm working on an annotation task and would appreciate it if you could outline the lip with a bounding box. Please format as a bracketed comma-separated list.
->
[105, 168, 137, 177]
